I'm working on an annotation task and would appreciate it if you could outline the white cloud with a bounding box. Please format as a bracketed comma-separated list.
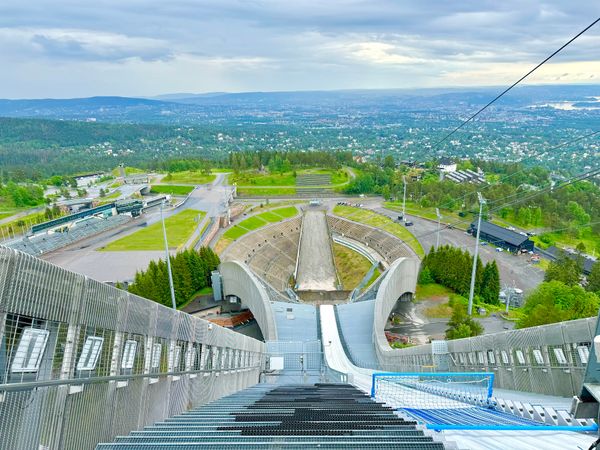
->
[0, 27, 172, 61]
[0, 1, 598, 96]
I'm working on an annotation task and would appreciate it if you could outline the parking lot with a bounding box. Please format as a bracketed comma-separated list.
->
[367, 202, 545, 293]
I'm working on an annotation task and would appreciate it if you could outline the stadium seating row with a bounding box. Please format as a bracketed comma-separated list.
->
[3, 215, 131, 256]
[327, 216, 414, 264]
[221, 217, 302, 292]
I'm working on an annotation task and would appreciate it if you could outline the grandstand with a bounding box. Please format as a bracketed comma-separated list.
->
[221, 217, 302, 292]
[3, 214, 131, 256]
[295, 173, 335, 197]
[327, 215, 416, 264]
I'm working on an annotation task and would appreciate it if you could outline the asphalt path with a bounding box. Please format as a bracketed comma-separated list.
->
[45, 175, 234, 282]
[362, 200, 544, 294]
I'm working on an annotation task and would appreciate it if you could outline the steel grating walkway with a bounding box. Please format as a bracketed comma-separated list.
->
[96, 383, 447, 449]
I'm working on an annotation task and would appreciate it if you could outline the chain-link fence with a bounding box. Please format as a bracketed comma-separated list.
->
[0, 247, 266, 450]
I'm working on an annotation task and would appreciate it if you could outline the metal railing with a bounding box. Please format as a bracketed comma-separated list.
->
[376, 316, 596, 398]
[0, 247, 266, 450]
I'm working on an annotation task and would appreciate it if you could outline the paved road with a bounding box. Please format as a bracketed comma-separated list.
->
[359, 200, 544, 294]
[45, 176, 235, 282]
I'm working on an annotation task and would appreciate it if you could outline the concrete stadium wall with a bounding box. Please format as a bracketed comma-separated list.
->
[372, 257, 420, 366]
[220, 260, 278, 341]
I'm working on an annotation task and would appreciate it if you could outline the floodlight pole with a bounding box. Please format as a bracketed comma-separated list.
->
[468, 192, 486, 316]
[161, 201, 177, 310]
[435, 207, 441, 250]
[402, 175, 407, 221]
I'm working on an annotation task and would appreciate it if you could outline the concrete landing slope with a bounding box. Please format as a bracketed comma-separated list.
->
[336, 301, 379, 369]
[296, 210, 337, 291]
[320, 304, 374, 393]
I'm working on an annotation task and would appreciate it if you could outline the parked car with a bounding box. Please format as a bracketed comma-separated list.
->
[495, 247, 503, 252]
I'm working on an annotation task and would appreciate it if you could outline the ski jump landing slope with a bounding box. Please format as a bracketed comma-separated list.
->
[296, 210, 337, 291]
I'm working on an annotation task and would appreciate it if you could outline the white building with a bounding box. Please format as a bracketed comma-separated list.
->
[437, 157, 457, 173]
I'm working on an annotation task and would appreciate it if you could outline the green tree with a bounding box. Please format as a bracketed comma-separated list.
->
[418, 266, 434, 284]
[446, 306, 484, 340]
[383, 155, 395, 169]
[481, 261, 500, 304]
[517, 281, 600, 328]
[544, 253, 581, 286]
[587, 262, 600, 294]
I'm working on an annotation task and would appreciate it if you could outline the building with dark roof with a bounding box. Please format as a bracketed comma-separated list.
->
[545, 246, 597, 275]
[469, 220, 534, 253]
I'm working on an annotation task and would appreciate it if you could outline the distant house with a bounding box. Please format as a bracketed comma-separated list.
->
[438, 157, 457, 173]
[469, 220, 534, 253]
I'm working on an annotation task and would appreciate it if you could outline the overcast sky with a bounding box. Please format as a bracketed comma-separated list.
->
[0, 1, 599, 98]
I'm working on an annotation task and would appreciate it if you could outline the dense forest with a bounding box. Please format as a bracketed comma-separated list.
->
[127, 248, 220, 308]
[419, 245, 501, 305]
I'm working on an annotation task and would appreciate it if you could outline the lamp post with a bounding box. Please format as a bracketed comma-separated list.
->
[161, 201, 177, 310]
[468, 192, 486, 316]
[435, 207, 441, 250]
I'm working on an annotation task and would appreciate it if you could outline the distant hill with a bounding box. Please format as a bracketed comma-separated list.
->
[0, 85, 597, 124]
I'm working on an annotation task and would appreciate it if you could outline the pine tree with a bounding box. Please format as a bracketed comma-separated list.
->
[587, 262, 600, 294]
[481, 261, 500, 304]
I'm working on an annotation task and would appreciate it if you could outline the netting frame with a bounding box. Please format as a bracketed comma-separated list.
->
[370, 371, 495, 403]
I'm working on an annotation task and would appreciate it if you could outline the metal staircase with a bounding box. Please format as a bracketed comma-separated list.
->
[96, 383, 448, 449]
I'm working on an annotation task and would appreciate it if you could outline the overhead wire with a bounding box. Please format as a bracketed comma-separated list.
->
[430, 17, 600, 151]
[402, 167, 600, 245]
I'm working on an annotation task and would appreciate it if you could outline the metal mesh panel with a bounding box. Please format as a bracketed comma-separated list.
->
[377, 314, 596, 397]
[0, 248, 266, 450]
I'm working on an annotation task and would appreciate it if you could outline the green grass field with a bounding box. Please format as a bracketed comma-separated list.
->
[111, 166, 145, 177]
[236, 187, 297, 196]
[415, 283, 453, 301]
[384, 201, 468, 230]
[151, 184, 195, 196]
[221, 206, 299, 242]
[333, 205, 424, 257]
[162, 171, 216, 185]
[271, 206, 297, 218]
[259, 211, 283, 222]
[232, 168, 349, 187]
[101, 209, 205, 251]
[232, 172, 296, 186]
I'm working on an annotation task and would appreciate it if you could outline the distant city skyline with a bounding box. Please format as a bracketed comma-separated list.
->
[0, 1, 598, 98]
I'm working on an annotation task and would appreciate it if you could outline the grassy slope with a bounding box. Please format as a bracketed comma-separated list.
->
[236, 187, 296, 196]
[332, 243, 372, 290]
[151, 184, 195, 195]
[102, 209, 204, 251]
[162, 171, 216, 184]
[333, 205, 424, 257]
[218, 206, 299, 252]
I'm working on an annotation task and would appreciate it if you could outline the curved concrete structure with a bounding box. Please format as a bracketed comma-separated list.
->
[372, 257, 420, 366]
[221, 217, 302, 292]
[219, 260, 278, 341]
